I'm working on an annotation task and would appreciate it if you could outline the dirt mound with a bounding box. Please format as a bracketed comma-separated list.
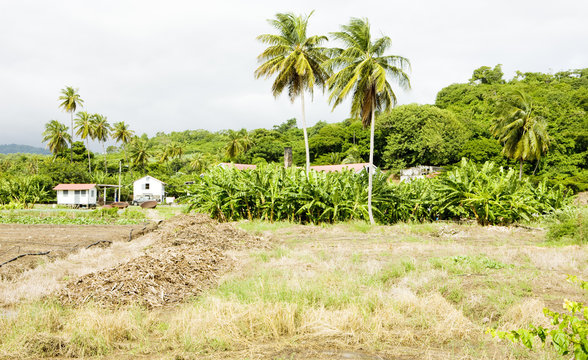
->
[58, 214, 265, 308]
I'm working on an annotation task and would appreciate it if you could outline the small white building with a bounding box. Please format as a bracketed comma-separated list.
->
[133, 176, 166, 202]
[53, 184, 98, 207]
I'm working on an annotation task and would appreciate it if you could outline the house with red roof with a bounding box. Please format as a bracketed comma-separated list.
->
[53, 184, 98, 207]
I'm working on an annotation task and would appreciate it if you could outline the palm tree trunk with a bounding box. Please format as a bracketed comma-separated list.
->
[87, 138, 92, 174]
[70, 112, 74, 163]
[300, 91, 310, 173]
[103, 142, 107, 174]
[519, 159, 523, 180]
[367, 107, 376, 225]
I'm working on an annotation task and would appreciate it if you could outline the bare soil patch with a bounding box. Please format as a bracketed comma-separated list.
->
[58, 214, 267, 308]
[0, 224, 144, 280]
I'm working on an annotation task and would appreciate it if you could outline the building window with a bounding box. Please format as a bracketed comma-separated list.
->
[145, 183, 150, 190]
[75, 190, 80, 195]
[81, 190, 86, 196]
[63, 190, 68, 197]
[91, 189, 94, 197]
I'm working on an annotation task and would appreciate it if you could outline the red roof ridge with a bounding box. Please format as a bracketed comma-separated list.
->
[53, 183, 97, 191]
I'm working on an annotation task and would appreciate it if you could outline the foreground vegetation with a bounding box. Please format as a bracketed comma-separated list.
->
[187, 159, 570, 226]
[0, 219, 585, 359]
[0, 207, 147, 225]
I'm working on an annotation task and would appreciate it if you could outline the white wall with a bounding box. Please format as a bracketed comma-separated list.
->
[133, 176, 165, 201]
[56, 188, 97, 206]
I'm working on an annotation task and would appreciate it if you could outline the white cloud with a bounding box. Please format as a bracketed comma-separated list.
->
[0, 0, 586, 149]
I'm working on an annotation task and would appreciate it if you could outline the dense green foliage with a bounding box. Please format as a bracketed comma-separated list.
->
[436, 68, 587, 191]
[1, 68, 585, 204]
[378, 104, 468, 169]
[186, 160, 569, 225]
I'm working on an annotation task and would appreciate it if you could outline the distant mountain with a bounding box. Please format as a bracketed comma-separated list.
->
[0, 144, 50, 155]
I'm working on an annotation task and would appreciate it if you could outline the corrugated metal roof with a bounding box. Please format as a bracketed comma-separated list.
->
[53, 184, 96, 190]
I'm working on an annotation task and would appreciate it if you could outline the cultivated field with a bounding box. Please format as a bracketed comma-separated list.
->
[0, 224, 144, 280]
[0, 215, 586, 359]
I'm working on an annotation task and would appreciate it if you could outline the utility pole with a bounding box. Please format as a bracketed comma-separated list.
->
[118, 160, 122, 202]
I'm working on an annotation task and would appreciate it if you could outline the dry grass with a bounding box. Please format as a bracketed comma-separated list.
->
[0, 220, 585, 359]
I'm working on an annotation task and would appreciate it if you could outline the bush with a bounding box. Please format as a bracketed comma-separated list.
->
[545, 206, 587, 244]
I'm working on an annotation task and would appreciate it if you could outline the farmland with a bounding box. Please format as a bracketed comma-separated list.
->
[0, 212, 585, 359]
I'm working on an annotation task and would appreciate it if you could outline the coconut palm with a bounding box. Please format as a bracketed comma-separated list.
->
[159, 144, 172, 163]
[170, 142, 184, 160]
[42, 120, 71, 160]
[74, 111, 95, 173]
[491, 90, 549, 179]
[327, 18, 410, 224]
[92, 114, 111, 173]
[255, 11, 330, 173]
[189, 153, 205, 172]
[58, 86, 84, 163]
[225, 130, 245, 160]
[112, 121, 134, 165]
[129, 138, 151, 171]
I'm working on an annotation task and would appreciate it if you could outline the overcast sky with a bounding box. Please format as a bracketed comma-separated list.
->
[0, 0, 586, 150]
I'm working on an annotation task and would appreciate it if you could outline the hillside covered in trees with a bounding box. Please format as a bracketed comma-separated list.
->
[1, 66, 586, 205]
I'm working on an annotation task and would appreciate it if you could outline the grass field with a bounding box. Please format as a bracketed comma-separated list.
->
[0, 218, 586, 359]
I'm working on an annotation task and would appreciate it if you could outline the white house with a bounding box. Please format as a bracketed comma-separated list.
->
[133, 176, 166, 202]
[53, 184, 98, 207]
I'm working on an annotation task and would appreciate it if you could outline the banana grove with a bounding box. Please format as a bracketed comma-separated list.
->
[185, 159, 570, 225]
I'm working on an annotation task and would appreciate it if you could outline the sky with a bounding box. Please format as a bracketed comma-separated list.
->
[0, 0, 586, 150]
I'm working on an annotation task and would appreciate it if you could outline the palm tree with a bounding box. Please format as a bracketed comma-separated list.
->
[159, 144, 172, 163]
[129, 138, 151, 171]
[58, 86, 84, 163]
[327, 18, 410, 224]
[189, 153, 205, 172]
[225, 130, 245, 160]
[42, 120, 71, 160]
[255, 11, 329, 173]
[170, 142, 184, 160]
[491, 90, 549, 179]
[92, 114, 111, 173]
[74, 111, 95, 173]
[112, 122, 135, 165]
[238, 130, 254, 153]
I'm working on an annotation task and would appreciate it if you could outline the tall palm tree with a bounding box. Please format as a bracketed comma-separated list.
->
[225, 129, 245, 160]
[92, 114, 111, 173]
[159, 144, 172, 163]
[58, 86, 84, 163]
[112, 121, 135, 165]
[189, 153, 205, 173]
[42, 120, 71, 160]
[170, 142, 184, 160]
[74, 111, 95, 173]
[255, 11, 329, 173]
[327, 18, 410, 224]
[491, 90, 549, 179]
[129, 138, 151, 171]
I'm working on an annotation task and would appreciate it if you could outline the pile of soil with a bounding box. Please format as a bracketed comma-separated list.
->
[58, 214, 265, 308]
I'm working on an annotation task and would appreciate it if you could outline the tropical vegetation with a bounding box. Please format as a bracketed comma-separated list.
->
[185, 160, 570, 225]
